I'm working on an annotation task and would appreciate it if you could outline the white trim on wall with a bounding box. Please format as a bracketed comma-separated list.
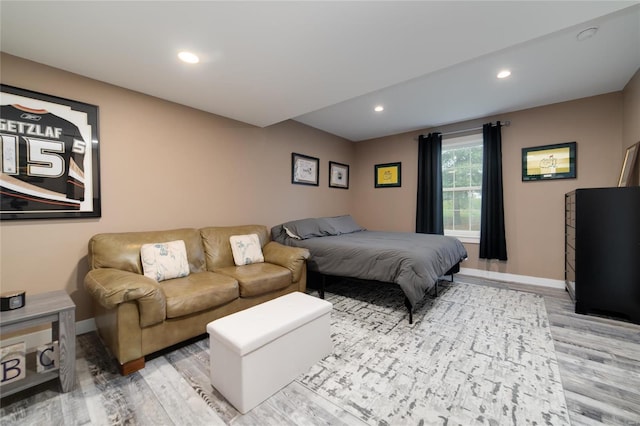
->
[459, 267, 566, 290]
[77, 318, 97, 335]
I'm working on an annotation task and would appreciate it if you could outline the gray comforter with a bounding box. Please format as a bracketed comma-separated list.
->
[272, 223, 467, 307]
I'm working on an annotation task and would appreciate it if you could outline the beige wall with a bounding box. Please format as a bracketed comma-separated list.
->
[1, 52, 638, 323]
[351, 132, 419, 232]
[0, 53, 355, 321]
[352, 92, 627, 281]
[622, 68, 640, 185]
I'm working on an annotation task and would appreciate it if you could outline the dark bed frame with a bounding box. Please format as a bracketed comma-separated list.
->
[313, 262, 461, 324]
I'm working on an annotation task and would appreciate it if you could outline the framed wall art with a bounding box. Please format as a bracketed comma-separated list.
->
[291, 152, 319, 186]
[375, 162, 401, 188]
[329, 161, 349, 189]
[1, 84, 101, 220]
[522, 141, 576, 181]
[618, 141, 639, 187]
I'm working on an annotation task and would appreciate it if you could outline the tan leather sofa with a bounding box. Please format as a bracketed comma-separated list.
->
[84, 225, 310, 375]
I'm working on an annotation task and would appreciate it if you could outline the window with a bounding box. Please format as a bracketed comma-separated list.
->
[442, 133, 483, 243]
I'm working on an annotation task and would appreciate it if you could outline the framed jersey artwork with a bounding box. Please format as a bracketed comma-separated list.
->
[1, 85, 101, 220]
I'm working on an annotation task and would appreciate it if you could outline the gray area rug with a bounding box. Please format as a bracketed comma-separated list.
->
[300, 279, 571, 425]
[0, 280, 571, 425]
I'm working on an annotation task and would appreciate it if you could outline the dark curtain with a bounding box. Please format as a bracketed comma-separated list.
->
[480, 122, 508, 260]
[416, 132, 443, 234]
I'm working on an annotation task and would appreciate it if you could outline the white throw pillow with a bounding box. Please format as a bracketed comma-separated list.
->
[140, 240, 190, 282]
[229, 234, 264, 266]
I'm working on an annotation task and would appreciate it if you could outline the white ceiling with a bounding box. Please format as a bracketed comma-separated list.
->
[1, 1, 639, 141]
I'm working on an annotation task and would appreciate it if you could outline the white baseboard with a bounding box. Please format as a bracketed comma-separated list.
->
[0, 318, 97, 350]
[76, 318, 97, 335]
[459, 267, 566, 290]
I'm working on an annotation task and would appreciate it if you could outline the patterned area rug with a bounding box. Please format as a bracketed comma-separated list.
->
[299, 279, 571, 425]
[0, 280, 571, 425]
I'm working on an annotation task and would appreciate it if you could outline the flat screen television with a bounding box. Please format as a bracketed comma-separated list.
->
[522, 142, 576, 181]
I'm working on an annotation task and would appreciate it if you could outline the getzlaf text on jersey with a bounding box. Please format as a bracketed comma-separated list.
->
[1, 104, 86, 211]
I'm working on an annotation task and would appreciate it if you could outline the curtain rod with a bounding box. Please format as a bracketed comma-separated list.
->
[417, 120, 511, 139]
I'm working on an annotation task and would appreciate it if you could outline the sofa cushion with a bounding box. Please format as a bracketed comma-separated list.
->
[229, 234, 264, 266]
[141, 240, 190, 282]
[89, 228, 207, 274]
[215, 263, 292, 297]
[160, 271, 239, 318]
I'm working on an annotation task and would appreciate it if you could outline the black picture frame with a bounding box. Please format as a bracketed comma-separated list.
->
[329, 161, 349, 189]
[1, 84, 101, 220]
[522, 142, 576, 181]
[291, 152, 319, 186]
[375, 162, 401, 188]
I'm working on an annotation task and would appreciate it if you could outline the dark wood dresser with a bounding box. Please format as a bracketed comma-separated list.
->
[565, 187, 640, 324]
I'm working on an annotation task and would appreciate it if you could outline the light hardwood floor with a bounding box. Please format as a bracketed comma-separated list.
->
[461, 276, 640, 425]
[1, 276, 639, 425]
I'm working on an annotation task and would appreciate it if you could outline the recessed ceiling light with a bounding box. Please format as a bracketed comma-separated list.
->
[374, 105, 384, 112]
[576, 26, 598, 42]
[497, 70, 511, 79]
[178, 51, 199, 64]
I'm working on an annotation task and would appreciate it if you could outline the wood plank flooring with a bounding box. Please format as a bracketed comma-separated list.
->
[460, 276, 640, 425]
[1, 275, 639, 425]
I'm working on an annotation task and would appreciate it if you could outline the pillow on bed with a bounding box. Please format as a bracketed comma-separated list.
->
[282, 215, 365, 239]
[283, 226, 302, 240]
[325, 215, 366, 235]
[281, 217, 333, 239]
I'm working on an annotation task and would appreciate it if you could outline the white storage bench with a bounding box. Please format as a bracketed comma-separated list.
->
[206, 292, 333, 414]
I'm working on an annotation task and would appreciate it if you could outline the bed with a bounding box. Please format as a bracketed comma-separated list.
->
[271, 215, 468, 323]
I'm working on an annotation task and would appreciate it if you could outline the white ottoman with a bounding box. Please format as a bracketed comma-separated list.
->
[206, 292, 333, 414]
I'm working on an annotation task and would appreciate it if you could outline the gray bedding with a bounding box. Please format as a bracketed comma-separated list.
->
[271, 216, 468, 307]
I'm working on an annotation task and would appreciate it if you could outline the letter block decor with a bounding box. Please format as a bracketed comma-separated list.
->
[0, 290, 75, 397]
[0, 342, 26, 385]
[37, 341, 59, 373]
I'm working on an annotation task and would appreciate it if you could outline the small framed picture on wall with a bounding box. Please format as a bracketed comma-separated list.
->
[375, 162, 401, 188]
[329, 161, 349, 189]
[291, 152, 319, 186]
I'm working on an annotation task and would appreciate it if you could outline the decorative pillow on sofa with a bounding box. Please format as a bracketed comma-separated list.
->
[140, 240, 190, 282]
[230, 234, 264, 266]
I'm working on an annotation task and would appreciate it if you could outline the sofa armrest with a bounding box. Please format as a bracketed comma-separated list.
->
[262, 241, 310, 283]
[84, 268, 166, 328]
